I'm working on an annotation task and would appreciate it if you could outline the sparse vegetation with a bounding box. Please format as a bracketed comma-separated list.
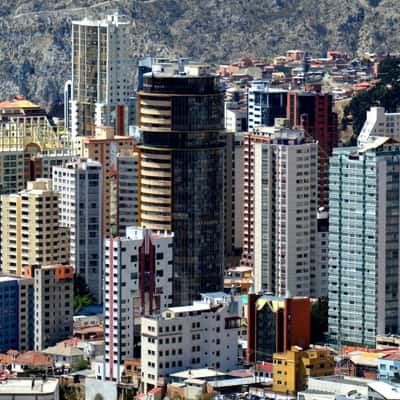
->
[73, 275, 95, 312]
[344, 56, 400, 138]
[0, 1, 400, 110]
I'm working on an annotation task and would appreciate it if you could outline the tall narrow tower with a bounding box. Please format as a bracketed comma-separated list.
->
[71, 14, 134, 136]
[137, 62, 226, 305]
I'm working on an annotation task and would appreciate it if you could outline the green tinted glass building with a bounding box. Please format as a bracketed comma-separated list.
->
[329, 136, 400, 347]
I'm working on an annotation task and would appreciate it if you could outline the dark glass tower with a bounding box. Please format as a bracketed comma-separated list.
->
[137, 64, 225, 305]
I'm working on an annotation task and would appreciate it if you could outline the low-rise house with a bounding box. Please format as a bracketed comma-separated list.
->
[43, 342, 85, 370]
[378, 353, 400, 382]
[273, 346, 334, 394]
[13, 351, 54, 374]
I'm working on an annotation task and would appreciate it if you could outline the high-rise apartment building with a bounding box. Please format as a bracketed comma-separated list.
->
[117, 150, 139, 237]
[287, 86, 338, 207]
[357, 106, 400, 147]
[247, 294, 311, 363]
[140, 293, 240, 392]
[241, 129, 268, 269]
[1, 179, 70, 276]
[137, 62, 226, 305]
[0, 96, 67, 152]
[64, 80, 72, 133]
[328, 136, 400, 346]
[0, 151, 26, 194]
[251, 125, 318, 297]
[225, 102, 247, 133]
[102, 227, 173, 382]
[76, 125, 134, 237]
[0, 150, 74, 196]
[0, 275, 34, 352]
[0, 95, 74, 195]
[247, 81, 287, 131]
[224, 131, 244, 260]
[315, 208, 329, 298]
[71, 14, 134, 136]
[53, 160, 103, 302]
[24, 264, 74, 351]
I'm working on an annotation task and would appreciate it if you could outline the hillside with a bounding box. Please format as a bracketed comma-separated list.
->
[0, 0, 399, 111]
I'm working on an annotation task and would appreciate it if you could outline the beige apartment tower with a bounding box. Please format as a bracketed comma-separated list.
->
[1, 179, 69, 275]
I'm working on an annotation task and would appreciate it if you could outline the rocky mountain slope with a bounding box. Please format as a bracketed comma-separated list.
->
[0, 0, 399, 112]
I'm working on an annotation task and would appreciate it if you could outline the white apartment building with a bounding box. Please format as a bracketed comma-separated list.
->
[101, 227, 174, 382]
[140, 292, 240, 393]
[117, 151, 138, 237]
[71, 14, 135, 136]
[224, 132, 244, 258]
[225, 102, 247, 133]
[358, 106, 400, 147]
[253, 126, 318, 297]
[53, 160, 103, 302]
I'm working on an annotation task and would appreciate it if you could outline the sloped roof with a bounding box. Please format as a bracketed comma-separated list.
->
[15, 351, 53, 367]
[0, 96, 40, 109]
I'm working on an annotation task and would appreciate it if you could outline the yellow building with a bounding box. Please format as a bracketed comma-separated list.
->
[273, 346, 334, 394]
[75, 125, 134, 237]
[0, 96, 68, 152]
[1, 179, 70, 275]
[224, 266, 253, 294]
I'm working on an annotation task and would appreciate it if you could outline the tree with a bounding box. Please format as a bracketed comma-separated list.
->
[74, 358, 90, 371]
[344, 56, 400, 137]
[73, 275, 95, 312]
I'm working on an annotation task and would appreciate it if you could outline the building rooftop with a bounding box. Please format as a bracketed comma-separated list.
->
[347, 352, 385, 367]
[0, 96, 40, 110]
[382, 353, 400, 361]
[146, 63, 215, 78]
[14, 351, 54, 368]
[0, 378, 58, 394]
[43, 343, 84, 358]
[312, 375, 373, 387]
[0, 275, 21, 283]
[170, 368, 226, 380]
[72, 13, 129, 27]
[166, 303, 211, 314]
[369, 381, 400, 400]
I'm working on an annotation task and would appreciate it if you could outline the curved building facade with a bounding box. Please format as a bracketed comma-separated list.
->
[137, 64, 225, 305]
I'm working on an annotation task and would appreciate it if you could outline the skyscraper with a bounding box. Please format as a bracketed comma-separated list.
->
[116, 150, 139, 237]
[23, 264, 74, 351]
[0, 275, 34, 352]
[137, 62, 226, 305]
[102, 227, 173, 381]
[1, 179, 70, 275]
[224, 131, 244, 261]
[76, 125, 134, 237]
[252, 125, 318, 297]
[53, 160, 103, 302]
[328, 136, 400, 346]
[287, 86, 338, 207]
[71, 14, 134, 136]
